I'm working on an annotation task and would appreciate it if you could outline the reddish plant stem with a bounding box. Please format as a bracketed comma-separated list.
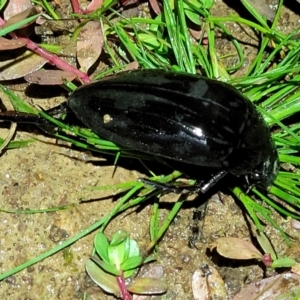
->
[0, 16, 91, 84]
[10, 32, 91, 84]
[116, 275, 132, 300]
[71, 0, 83, 14]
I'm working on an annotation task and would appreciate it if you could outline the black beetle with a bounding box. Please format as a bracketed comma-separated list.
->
[67, 69, 278, 193]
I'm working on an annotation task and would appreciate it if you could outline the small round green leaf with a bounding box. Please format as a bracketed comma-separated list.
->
[94, 232, 109, 263]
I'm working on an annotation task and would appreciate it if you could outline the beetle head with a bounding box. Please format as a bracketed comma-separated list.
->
[247, 150, 278, 189]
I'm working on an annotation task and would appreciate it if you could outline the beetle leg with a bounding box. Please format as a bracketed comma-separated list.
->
[44, 102, 69, 116]
[0, 111, 57, 135]
[198, 170, 228, 194]
[138, 178, 192, 194]
[0, 111, 46, 125]
[0, 103, 69, 135]
[139, 170, 228, 194]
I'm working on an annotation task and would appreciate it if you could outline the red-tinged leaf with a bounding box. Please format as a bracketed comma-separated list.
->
[189, 27, 202, 41]
[120, 0, 139, 6]
[232, 273, 300, 300]
[0, 37, 26, 50]
[0, 50, 47, 80]
[123, 61, 139, 71]
[130, 265, 164, 298]
[205, 265, 227, 299]
[4, 7, 40, 32]
[192, 269, 209, 300]
[192, 265, 227, 300]
[211, 237, 262, 260]
[85, 0, 103, 13]
[24, 70, 77, 85]
[3, 0, 33, 21]
[86, 259, 120, 295]
[127, 278, 168, 295]
[77, 21, 103, 73]
[149, 0, 161, 15]
[189, 25, 208, 42]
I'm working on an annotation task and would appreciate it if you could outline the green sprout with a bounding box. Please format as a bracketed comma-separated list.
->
[86, 230, 167, 299]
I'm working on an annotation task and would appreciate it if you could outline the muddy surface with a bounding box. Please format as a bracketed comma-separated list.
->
[1, 1, 300, 299]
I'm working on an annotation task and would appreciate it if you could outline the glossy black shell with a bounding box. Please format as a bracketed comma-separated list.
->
[68, 70, 278, 189]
